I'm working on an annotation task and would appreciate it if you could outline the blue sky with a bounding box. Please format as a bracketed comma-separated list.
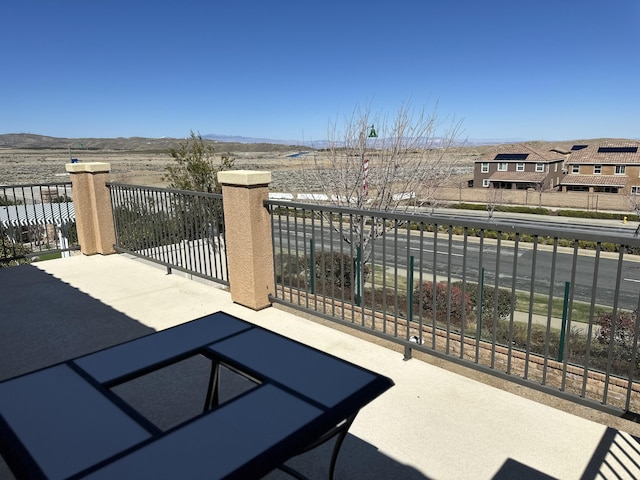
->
[2, 0, 639, 143]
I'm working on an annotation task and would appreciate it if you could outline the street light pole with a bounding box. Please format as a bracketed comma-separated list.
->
[356, 125, 377, 305]
[362, 125, 377, 198]
[68, 142, 84, 163]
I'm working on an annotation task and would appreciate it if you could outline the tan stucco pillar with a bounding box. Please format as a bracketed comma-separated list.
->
[218, 170, 274, 310]
[65, 162, 116, 255]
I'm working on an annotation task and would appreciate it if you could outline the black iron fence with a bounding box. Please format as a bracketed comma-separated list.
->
[0, 183, 78, 266]
[267, 199, 640, 415]
[108, 183, 228, 285]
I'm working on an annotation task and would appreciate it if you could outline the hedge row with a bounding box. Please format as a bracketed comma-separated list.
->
[450, 203, 551, 215]
[450, 202, 639, 221]
[556, 210, 639, 221]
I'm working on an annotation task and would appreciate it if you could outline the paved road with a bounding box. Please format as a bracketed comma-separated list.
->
[429, 206, 639, 235]
[274, 216, 640, 311]
[403, 235, 640, 311]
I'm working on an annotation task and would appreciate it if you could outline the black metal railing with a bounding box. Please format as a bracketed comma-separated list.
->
[108, 183, 228, 285]
[0, 183, 78, 266]
[266, 199, 640, 415]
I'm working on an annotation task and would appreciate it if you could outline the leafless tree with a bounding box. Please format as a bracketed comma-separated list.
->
[627, 192, 640, 237]
[486, 185, 500, 219]
[301, 101, 464, 264]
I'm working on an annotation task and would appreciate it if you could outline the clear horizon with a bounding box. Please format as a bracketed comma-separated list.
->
[2, 1, 638, 143]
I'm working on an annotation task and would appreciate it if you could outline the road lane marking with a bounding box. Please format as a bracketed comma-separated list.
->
[410, 247, 464, 257]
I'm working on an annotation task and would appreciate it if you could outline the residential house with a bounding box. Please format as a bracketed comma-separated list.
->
[472, 144, 565, 190]
[560, 142, 640, 194]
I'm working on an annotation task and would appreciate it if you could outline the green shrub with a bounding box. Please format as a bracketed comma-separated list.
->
[519, 233, 535, 243]
[556, 210, 633, 221]
[456, 282, 515, 321]
[414, 281, 473, 326]
[579, 240, 598, 250]
[449, 203, 487, 211]
[311, 251, 370, 291]
[496, 206, 551, 215]
[275, 253, 308, 286]
[275, 251, 370, 295]
[449, 203, 551, 215]
[485, 309, 640, 377]
[558, 238, 574, 248]
[1, 232, 31, 267]
[596, 310, 638, 349]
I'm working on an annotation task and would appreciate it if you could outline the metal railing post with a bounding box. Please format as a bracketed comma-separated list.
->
[310, 238, 315, 294]
[558, 281, 570, 362]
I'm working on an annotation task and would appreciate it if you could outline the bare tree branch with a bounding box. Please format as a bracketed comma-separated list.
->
[301, 100, 464, 263]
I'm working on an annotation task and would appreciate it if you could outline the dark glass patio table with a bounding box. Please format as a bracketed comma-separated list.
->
[0, 311, 393, 479]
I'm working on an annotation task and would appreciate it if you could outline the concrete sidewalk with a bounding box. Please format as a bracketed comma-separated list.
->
[2, 254, 640, 479]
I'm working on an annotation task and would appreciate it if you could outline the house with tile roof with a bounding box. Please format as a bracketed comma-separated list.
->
[560, 142, 640, 194]
[472, 144, 565, 191]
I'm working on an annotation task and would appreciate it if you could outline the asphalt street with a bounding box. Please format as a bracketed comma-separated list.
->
[272, 209, 640, 311]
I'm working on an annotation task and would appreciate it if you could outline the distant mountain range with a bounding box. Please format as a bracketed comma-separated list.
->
[203, 133, 304, 145]
[0, 133, 308, 152]
[1, 132, 636, 152]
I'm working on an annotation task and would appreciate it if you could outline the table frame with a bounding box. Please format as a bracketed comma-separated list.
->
[0, 312, 393, 479]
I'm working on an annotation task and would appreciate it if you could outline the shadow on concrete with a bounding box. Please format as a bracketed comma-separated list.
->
[581, 427, 640, 479]
[264, 432, 430, 480]
[0, 264, 155, 382]
[0, 264, 427, 480]
[492, 459, 556, 479]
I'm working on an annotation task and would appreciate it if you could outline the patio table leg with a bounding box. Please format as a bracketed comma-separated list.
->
[277, 413, 357, 480]
[203, 361, 220, 411]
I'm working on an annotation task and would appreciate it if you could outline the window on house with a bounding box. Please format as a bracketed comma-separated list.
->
[516, 163, 524, 172]
[481, 162, 489, 173]
[594, 164, 602, 174]
[535, 163, 544, 172]
[571, 164, 580, 174]
[554, 163, 558, 172]
[615, 165, 626, 175]
[497, 162, 507, 171]
[482, 179, 490, 188]
[632, 186, 640, 195]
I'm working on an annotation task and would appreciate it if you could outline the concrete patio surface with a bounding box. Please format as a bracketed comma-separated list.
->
[2, 253, 640, 479]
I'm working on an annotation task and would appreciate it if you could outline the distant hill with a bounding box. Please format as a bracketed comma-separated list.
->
[203, 133, 308, 146]
[0, 133, 308, 153]
[1, 133, 636, 155]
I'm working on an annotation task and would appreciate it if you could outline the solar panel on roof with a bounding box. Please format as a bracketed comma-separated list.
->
[494, 153, 529, 160]
[597, 147, 638, 153]
[571, 145, 588, 151]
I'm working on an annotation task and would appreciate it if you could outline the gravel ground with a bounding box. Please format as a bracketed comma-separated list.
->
[0, 148, 477, 192]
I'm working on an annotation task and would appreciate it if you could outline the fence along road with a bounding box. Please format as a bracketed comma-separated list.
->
[268, 199, 640, 415]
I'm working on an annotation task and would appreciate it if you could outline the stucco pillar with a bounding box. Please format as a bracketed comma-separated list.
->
[218, 170, 274, 310]
[65, 162, 116, 255]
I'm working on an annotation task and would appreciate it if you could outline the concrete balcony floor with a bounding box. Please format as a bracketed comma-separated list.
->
[2, 254, 640, 480]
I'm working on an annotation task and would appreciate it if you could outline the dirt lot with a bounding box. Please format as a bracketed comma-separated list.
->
[2, 136, 614, 192]
[0, 147, 480, 192]
[0, 148, 317, 189]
